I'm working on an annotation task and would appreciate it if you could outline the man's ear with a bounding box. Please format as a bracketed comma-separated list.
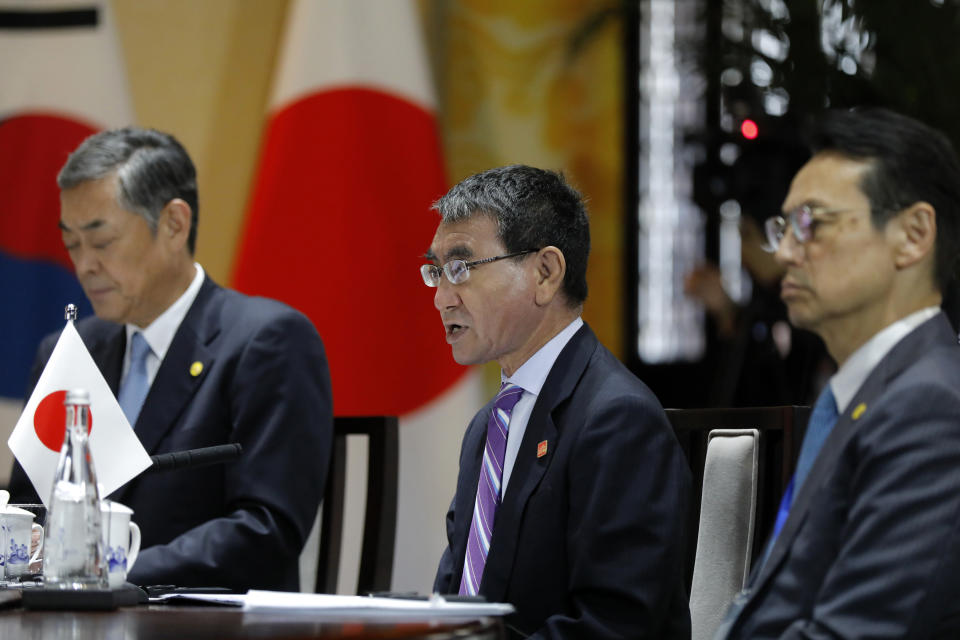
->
[533, 246, 566, 306]
[159, 198, 192, 252]
[892, 201, 936, 269]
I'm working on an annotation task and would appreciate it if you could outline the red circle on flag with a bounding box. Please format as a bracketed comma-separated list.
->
[33, 390, 93, 452]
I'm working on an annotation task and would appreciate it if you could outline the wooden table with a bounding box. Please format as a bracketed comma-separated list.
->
[0, 604, 504, 639]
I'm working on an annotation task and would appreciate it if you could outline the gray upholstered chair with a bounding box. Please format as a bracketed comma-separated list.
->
[688, 429, 760, 640]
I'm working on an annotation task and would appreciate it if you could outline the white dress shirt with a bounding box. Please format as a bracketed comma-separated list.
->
[121, 263, 205, 389]
[500, 316, 584, 494]
[829, 306, 940, 413]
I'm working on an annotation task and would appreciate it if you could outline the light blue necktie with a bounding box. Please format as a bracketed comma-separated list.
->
[118, 332, 152, 428]
[770, 385, 839, 545]
[793, 385, 839, 499]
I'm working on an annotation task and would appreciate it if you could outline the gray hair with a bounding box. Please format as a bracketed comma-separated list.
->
[57, 127, 199, 254]
[432, 164, 590, 306]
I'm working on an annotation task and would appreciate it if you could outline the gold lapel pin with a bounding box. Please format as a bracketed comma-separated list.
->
[852, 402, 867, 420]
[190, 361, 204, 377]
[537, 440, 548, 458]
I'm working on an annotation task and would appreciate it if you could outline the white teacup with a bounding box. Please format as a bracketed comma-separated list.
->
[1, 505, 43, 579]
[100, 500, 141, 589]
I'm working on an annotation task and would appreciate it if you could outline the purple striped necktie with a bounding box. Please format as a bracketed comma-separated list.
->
[459, 382, 524, 596]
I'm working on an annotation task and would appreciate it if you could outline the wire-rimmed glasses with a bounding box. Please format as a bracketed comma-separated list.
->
[420, 249, 537, 287]
[763, 204, 850, 253]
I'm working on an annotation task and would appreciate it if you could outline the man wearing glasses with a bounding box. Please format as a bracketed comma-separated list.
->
[424, 165, 691, 638]
[717, 108, 960, 638]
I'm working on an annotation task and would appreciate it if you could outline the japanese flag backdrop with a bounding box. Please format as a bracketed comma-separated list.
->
[233, 0, 483, 592]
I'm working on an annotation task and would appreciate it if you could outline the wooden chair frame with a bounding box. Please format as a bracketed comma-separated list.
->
[315, 416, 399, 594]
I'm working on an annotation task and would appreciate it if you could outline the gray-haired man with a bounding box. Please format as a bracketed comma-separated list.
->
[10, 127, 332, 592]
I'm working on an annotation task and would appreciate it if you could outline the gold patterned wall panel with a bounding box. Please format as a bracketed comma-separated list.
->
[423, 0, 626, 357]
[113, 0, 288, 284]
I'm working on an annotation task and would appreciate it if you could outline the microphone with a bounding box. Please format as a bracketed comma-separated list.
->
[148, 444, 243, 472]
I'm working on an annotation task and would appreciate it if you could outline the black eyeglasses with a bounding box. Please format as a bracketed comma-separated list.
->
[420, 250, 538, 287]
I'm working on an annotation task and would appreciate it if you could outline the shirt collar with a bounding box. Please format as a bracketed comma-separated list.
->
[502, 317, 584, 396]
[125, 263, 205, 361]
[830, 306, 940, 413]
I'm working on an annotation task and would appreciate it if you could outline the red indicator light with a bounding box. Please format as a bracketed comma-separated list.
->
[741, 119, 759, 139]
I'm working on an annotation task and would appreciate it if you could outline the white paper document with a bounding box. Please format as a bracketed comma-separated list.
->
[242, 590, 514, 618]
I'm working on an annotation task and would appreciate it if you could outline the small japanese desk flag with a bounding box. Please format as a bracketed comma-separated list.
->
[8, 319, 152, 505]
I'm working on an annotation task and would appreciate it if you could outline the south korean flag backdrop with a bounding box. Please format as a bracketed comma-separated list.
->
[0, 0, 134, 469]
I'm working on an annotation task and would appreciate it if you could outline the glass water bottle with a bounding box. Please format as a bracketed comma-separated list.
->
[43, 389, 108, 589]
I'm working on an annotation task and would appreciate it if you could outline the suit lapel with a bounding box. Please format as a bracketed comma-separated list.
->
[745, 313, 953, 601]
[480, 325, 597, 600]
[131, 277, 220, 455]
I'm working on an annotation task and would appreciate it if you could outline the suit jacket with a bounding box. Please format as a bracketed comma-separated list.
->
[434, 324, 692, 639]
[722, 312, 960, 639]
[9, 277, 333, 592]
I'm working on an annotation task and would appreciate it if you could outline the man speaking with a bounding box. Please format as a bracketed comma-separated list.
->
[9, 127, 332, 592]
[426, 165, 691, 638]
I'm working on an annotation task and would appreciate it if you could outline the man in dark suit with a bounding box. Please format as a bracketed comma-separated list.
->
[717, 108, 960, 639]
[8, 127, 332, 592]
[424, 165, 691, 638]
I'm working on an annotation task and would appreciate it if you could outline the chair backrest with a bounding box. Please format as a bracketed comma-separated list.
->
[667, 404, 810, 578]
[688, 429, 760, 640]
[315, 416, 399, 594]
[666, 406, 810, 639]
